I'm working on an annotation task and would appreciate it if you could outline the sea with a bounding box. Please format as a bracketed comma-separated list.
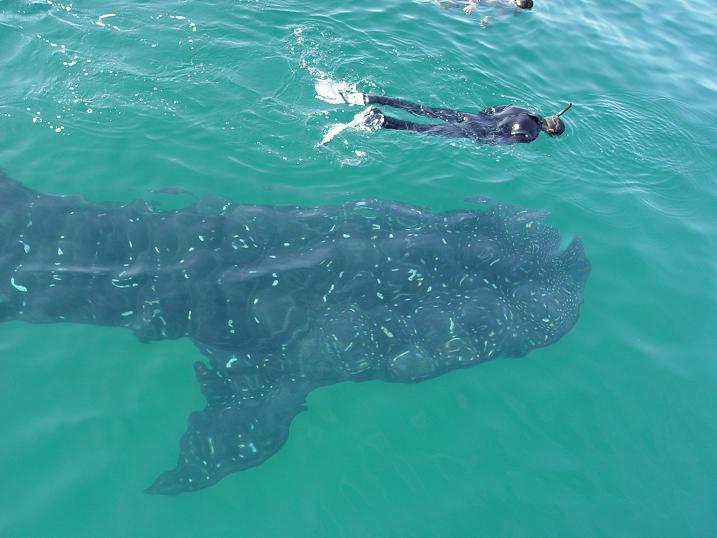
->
[0, 0, 715, 536]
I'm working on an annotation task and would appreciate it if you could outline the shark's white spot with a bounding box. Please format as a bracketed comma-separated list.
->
[10, 277, 28, 293]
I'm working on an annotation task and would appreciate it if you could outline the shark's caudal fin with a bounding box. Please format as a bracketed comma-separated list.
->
[146, 360, 314, 495]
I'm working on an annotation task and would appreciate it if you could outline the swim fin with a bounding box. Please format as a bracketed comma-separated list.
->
[314, 79, 365, 105]
[318, 107, 383, 146]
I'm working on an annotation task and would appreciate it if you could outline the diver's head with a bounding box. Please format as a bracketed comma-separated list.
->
[515, 0, 533, 9]
[542, 116, 565, 136]
[542, 102, 572, 136]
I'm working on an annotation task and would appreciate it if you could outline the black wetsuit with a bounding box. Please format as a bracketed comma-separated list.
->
[366, 94, 545, 144]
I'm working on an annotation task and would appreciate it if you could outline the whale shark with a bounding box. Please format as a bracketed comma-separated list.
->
[0, 171, 590, 495]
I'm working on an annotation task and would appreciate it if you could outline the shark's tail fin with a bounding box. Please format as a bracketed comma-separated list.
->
[145, 360, 314, 495]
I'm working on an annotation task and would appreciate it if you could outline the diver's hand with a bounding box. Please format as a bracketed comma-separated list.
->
[464, 0, 477, 15]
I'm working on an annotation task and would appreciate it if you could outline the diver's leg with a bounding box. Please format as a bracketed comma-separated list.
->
[378, 111, 470, 139]
[366, 95, 468, 122]
[381, 114, 437, 133]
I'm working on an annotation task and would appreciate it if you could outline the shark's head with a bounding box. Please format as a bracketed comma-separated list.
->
[294, 204, 591, 385]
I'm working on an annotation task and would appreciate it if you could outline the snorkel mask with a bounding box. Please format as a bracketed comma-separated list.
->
[515, 0, 534, 9]
[544, 102, 572, 136]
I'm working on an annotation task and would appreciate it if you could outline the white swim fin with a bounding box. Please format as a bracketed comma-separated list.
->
[318, 107, 383, 146]
[315, 79, 365, 105]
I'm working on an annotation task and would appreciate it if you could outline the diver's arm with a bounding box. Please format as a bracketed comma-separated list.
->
[464, 0, 478, 15]
[490, 6, 515, 19]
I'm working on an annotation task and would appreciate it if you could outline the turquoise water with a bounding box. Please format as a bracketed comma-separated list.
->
[1, 0, 716, 535]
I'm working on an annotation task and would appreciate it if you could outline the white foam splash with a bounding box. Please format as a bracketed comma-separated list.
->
[96, 13, 116, 28]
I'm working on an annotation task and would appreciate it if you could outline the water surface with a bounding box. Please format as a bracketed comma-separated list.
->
[0, 0, 715, 536]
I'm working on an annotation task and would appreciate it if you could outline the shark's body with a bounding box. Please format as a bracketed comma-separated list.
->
[0, 172, 590, 494]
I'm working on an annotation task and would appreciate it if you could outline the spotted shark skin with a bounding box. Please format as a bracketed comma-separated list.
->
[0, 171, 590, 495]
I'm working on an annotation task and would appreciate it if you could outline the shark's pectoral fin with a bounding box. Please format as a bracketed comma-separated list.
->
[146, 362, 313, 495]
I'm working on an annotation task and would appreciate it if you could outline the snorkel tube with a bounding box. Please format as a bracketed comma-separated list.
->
[555, 102, 573, 118]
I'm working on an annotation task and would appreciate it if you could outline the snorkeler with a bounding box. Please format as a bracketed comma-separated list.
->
[435, 0, 533, 16]
[464, 0, 532, 15]
[332, 90, 572, 145]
